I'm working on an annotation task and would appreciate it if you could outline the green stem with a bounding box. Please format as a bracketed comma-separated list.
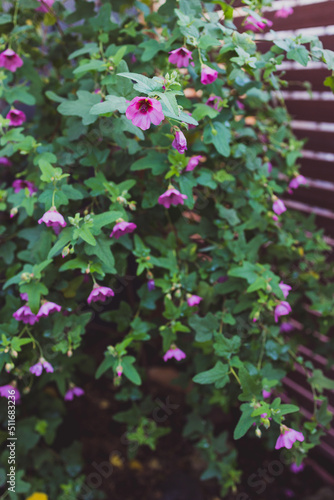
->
[230, 366, 241, 385]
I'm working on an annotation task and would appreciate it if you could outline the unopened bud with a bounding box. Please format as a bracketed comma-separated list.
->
[5, 363, 14, 373]
[67, 349, 73, 357]
[255, 427, 262, 438]
[11, 350, 18, 358]
[10, 207, 18, 218]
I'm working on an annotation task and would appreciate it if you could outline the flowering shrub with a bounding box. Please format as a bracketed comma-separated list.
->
[1, 0, 334, 498]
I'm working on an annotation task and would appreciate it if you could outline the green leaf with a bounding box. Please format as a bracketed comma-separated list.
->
[85, 237, 116, 273]
[234, 404, 254, 439]
[57, 91, 101, 125]
[218, 205, 240, 226]
[118, 72, 164, 94]
[69, 43, 99, 59]
[73, 59, 106, 75]
[20, 282, 48, 314]
[214, 334, 241, 359]
[287, 46, 309, 67]
[122, 356, 142, 385]
[131, 152, 167, 175]
[48, 227, 73, 258]
[188, 313, 219, 342]
[75, 225, 96, 246]
[204, 122, 231, 157]
[192, 103, 219, 121]
[0, 14, 12, 24]
[309, 369, 334, 392]
[193, 361, 229, 388]
[91, 211, 123, 231]
[90, 95, 127, 115]
[95, 355, 116, 379]
[139, 39, 163, 61]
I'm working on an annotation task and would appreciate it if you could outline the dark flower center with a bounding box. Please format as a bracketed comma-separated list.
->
[139, 100, 152, 114]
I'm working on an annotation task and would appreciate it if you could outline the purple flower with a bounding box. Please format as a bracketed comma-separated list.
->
[275, 7, 294, 18]
[288, 175, 307, 192]
[43, 360, 54, 373]
[206, 96, 223, 112]
[236, 100, 245, 110]
[0, 384, 20, 402]
[64, 386, 84, 401]
[279, 282, 292, 299]
[13, 305, 38, 325]
[37, 301, 61, 318]
[0, 49, 23, 72]
[158, 188, 187, 209]
[275, 426, 304, 450]
[0, 157, 12, 167]
[245, 16, 273, 32]
[275, 301, 292, 323]
[36, 0, 54, 12]
[201, 65, 218, 85]
[116, 365, 123, 377]
[187, 295, 203, 307]
[262, 389, 272, 399]
[87, 285, 115, 304]
[163, 346, 186, 362]
[273, 199, 286, 216]
[172, 130, 187, 154]
[280, 322, 295, 333]
[126, 97, 164, 130]
[30, 359, 54, 376]
[168, 47, 193, 68]
[267, 162, 273, 174]
[12, 180, 37, 196]
[38, 208, 66, 233]
[290, 462, 304, 473]
[109, 221, 137, 239]
[6, 109, 26, 127]
[186, 155, 204, 172]
[147, 279, 155, 291]
[29, 362, 43, 376]
[20, 293, 29, 301]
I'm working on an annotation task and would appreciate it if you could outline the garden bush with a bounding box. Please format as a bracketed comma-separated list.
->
[1, 0, 334, 498]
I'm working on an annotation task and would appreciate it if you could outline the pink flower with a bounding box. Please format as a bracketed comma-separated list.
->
[275, 301, 292, 323]
[37, 301, 61, 318]
[186, 155, 204, 172]
[172, 130, 187, 154]
[288, 175, 307, 192]
[36, 0, 54, 12]
[158, 188, 187, 209]
[245, 16, 273, 32]
[147, 279, 155, 291]
[29, 362, 43, 377]
[206, 96, 223, 111]
[236, 100, 245, 110]
[13, 305, 38, 325]
[64, 386, 84, 401]
[6, 109, 26, 127]
[0, 157, 12, 167]
[262, 389, 272, 399]
[38, 208, 66, 233]
[43, 360, 54, 373]
[0, 49, 23, 72]
[275, 426, 304, 450]
[279, 282, 292, 299]
[12, 180, 37, 196]
[20, 293, 29, 301]
[272, 215, 278, 222]
[0, 384, 20, 402]
[87, 285, 115, 304]
[201, 65, 218, 85]
[116, 365, 123, 377]
[109, 221, 137, 239]
[290, 462, 304, 473]
[163, 346, 186, 362]
[168, 47, 193, 68]
[125, 97, 164, 130]
[273, 199, 286, 215]
[280, 322, 295, 333]
[275, 7, 294, 18]
[267, 162, 273, 174]
[187, 295, 203, 307]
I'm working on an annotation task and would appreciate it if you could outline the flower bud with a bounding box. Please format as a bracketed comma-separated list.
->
[255, 427, 262, 438]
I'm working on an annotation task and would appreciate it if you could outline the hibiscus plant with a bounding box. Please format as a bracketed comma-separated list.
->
[1, 0, 334, 498]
